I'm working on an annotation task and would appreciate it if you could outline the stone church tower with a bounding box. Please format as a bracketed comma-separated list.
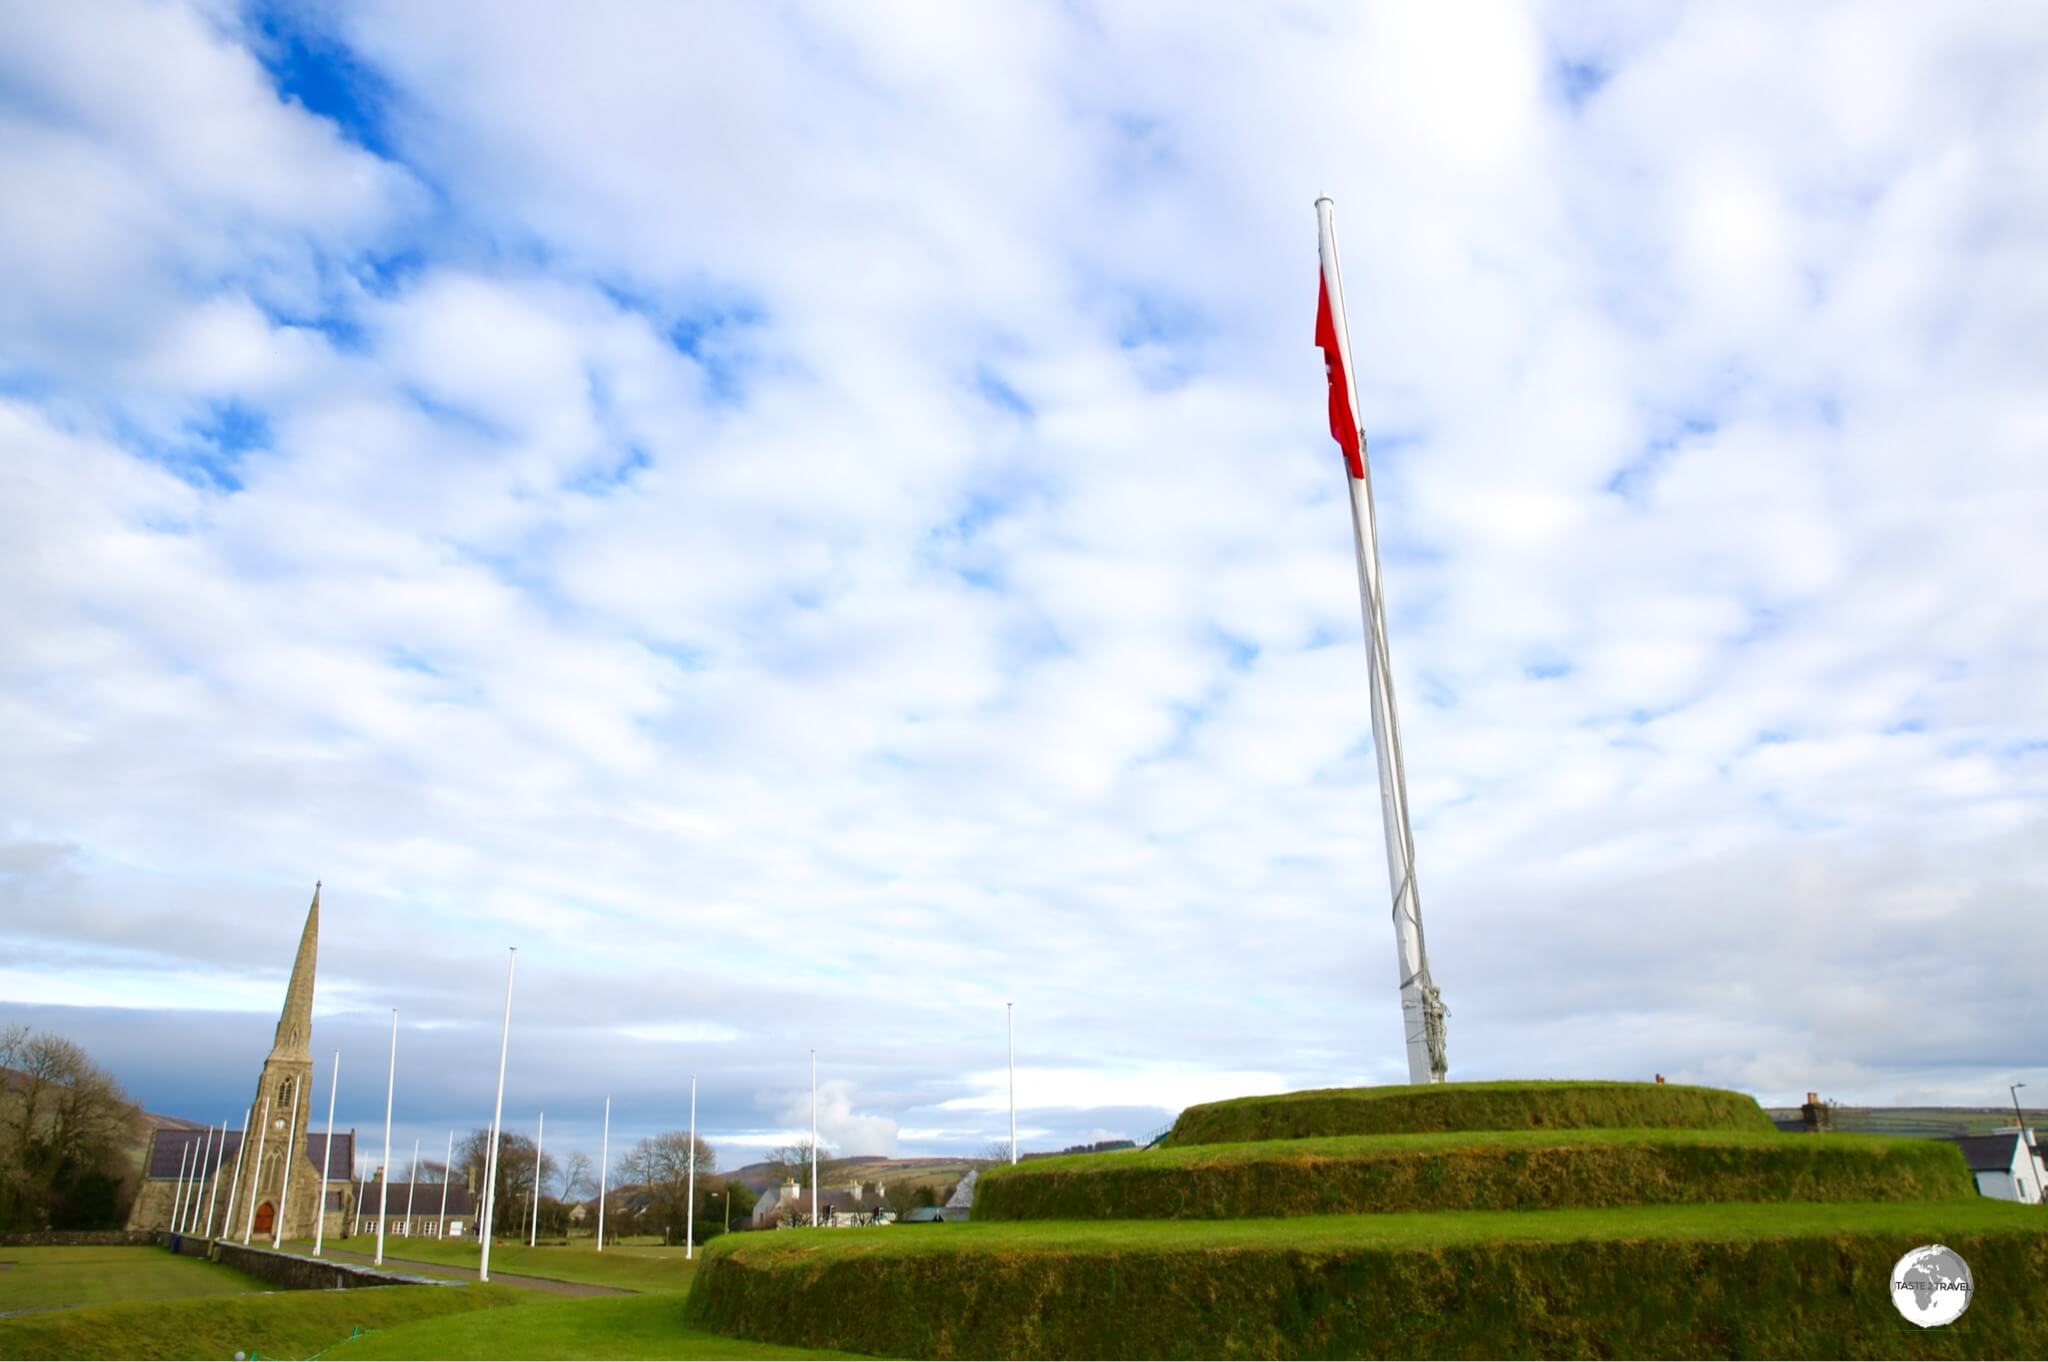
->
[225, 883, 325, 1243]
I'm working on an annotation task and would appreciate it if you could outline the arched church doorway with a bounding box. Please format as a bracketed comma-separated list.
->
[254, 1202, 275, 1236]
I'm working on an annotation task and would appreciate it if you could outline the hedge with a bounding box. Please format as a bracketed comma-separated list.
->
[974, 1129, 1973, 1221]
[684, 1202, 2048, 1359]
[1165, 1080, 1775, 1145]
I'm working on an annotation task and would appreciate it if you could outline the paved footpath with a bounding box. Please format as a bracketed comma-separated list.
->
[312, 1245, 629, 1297]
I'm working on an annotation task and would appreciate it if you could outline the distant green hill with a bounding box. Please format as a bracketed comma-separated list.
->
[1765, 1105, 2046, 1137]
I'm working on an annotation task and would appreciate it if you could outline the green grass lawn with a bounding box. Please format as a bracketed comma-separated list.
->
[0, 1281, 532, 1361]
[0, 1245, 265, 1313]
[297, 1233, 708, 1292]
[321, 1291, 859, 1360]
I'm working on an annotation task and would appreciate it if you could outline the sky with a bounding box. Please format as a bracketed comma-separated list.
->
[2, 0, 2045, 1176]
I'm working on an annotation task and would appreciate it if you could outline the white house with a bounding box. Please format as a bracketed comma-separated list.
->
[1948, 1131, 2042, 1203]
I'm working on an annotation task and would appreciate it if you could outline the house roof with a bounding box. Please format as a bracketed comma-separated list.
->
[145, 1127, 354, 1180]
[1948, 1133, 2027, 1173]
[355, 1178, 479, 1217]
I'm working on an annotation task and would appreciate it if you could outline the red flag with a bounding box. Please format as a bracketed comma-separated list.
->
[1315, 272, 1364, 479]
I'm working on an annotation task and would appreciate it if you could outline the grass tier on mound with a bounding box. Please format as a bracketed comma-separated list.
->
[1163, 1079, 1775, 1145]
[0, 1280, 531, 1361]
[320, 1290, 858, 1360]
[684, 1201, 2048, 1360]
[975, 1128, 1973, 1220]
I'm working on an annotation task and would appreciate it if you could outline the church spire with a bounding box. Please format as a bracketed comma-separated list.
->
[270, 882, 319, 1060]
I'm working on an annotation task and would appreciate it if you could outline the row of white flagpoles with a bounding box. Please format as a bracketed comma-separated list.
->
[159, 972, 1032, 1275]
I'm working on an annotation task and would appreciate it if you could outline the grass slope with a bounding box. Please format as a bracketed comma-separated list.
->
[321, 1290, 858, 1360]
[977, 1128, 1972, 1221]
[0, 1244, 265, 1313]
[1166, 1079, 1775, 1145]
[298, 1235, 701, 1292]
[686, 1203, 2048, 1359]
[0, 1282, 530, 1361]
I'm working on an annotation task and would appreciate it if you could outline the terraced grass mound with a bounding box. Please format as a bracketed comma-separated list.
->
[683, 1201, 2048, 1359]
[1164, 1079, 1774, 1145]
[974, 1128, 1973, 1221]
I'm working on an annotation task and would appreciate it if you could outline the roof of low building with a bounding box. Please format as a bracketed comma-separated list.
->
[1948, 1132, 2027, 1172]
[354, 1178, 479, 1217]
[145, 1126, 354, 1180]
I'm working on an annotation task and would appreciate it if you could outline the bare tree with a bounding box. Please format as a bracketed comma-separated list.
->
[0, 1025, 142, 1231]
[559, 1150, 596, 1204]
[618, 1131, 715, 1243]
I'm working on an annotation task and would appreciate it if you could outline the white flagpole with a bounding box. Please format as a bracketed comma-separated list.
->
[351, 1164, 364, 1238]
[241, 1097, 271, 1244]
[180, 1131, 205, 1233]
[596, 1095, 610, 1252]
[529, 1110, 544, 1247]
[220, 1104, 252, 1239]
[438, 1130, 453, 1238]
[186, 1127, 214, 1233]
[1316, 195, 1447, 1086]
[809, 1050, 818, 1226]
[404, 1136, 420, 1237]
[204, 1120, 228, 1237]
[480, 947, 516, 1283]
[272, 1075, 304, 1249]
[375, 1008, 396, 1265]
[686, 1076, 697, 1259]
[169, 1139, 192, 1234]
[1007, 1002, 1017, 1164]
[199, 1125, 220, 1232]
[314, 1052, 339, 1256]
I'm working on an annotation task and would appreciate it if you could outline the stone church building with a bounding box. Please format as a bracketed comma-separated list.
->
[127, 886, 356, 1241]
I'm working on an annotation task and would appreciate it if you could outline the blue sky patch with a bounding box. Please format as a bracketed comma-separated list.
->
[245, 2, 397, 160]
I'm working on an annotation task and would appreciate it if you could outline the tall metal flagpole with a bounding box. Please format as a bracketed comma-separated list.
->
[480, 947, 516, 1283]
[351, 1164, 365, 1238]
[1007, 1003, 1017, 1164]
[375, 1009, 396, 1265]
[170, 1141, 192, 1235]
[314, 1053, 339, 1256]
[809, 1050, 818, 1226]
[404, 1137, 420, 1237]
[272, 1075, 304, 1249]
[438, 1131, 453, 1238]
[241, 1097, 272, 1244]
[176, 1134, 198, 1233]
[529, 1111, 544, 1247]
[220, 1104, 252, 1239]
[183, 1129, 210, 1233]
[1316, 195, 1448, 1086]
[596, 1096, 610, 1252]
[204, 1120, 228, 1237]
[686, 1077, 697, 1259]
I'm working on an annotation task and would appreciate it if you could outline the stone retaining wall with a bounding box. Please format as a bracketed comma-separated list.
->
[207, 1238, 455, 1290]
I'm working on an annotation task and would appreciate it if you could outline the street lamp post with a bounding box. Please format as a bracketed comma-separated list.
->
[2012, 1082, 2028, 1136]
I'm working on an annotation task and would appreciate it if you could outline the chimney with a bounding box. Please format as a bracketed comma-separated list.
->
[1799, 1093, 1831, 1133]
